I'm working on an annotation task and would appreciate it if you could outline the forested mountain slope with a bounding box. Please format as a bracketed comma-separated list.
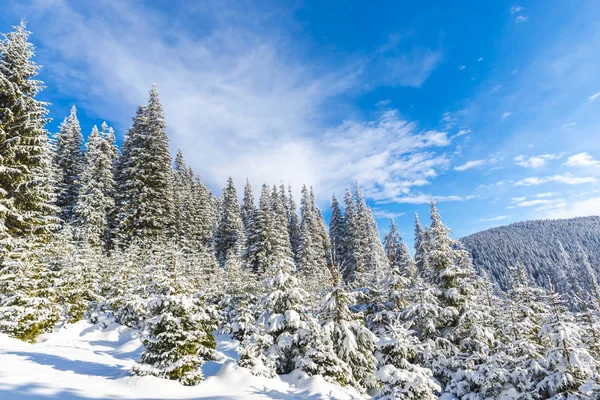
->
[461, 216, 600, 293]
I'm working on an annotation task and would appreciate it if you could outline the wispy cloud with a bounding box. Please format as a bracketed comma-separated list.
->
[514, 174, 597, 186]
[385, 193, 475, 205]
[514, 153, 562, 168]
[538, 196, 600, 219]
[510, 6, 524, 15]
[589, 92, 600, 101]
[561, 121, 577, 131]
[501, 112, 512, 121]
[458, 65, 466, 71]
[371, 208, 405, 219]
[479, 215, 510, 222]
[454, 159, 487, 171]
[563, 152, 600, 168]
[515, 15, 529, 23]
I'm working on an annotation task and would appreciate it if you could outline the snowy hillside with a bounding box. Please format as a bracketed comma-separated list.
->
[0, 320, 363, 399]
[461, 216, 600, 293]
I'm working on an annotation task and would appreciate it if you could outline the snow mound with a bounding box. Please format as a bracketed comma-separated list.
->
[0, 320, 364, 399]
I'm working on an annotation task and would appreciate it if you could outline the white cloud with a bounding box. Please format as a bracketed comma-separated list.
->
[561, 121, 577, 131]
[385, 193, 475, 205]
[537, 196, 600, 219]
[479, 215, 509, 222]
[371, 208, 405, 219]
[20, 0, 449, 205]
[458, 65, 466, 71]
[510, 6, 524, 15]
[514, 153, 562, 168]
[455, 129, 471, 137]
[454, 159, 486, 171]
[515, 15, 529, 23]
[477, 57, 483, 62]
[491, 85, 501, 92]
[514, 199, 562, 207]
[514, 173, 597, 186]
[589, 92, 600, 101]
[563, 152, 600, 168]
[501, 112, 512, 121]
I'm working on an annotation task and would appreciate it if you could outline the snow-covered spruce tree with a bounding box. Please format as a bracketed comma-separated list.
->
[215, 177, 245, 266]
[0, 21, 58, 254]
[416, 202, 499, 398]
[318, 263, 378, 393]
[73, 124, 118, 248]
[246, 184, 273, 274]
[413, 213, 426, 273]
[188, 175, 217, 251]
[53, 105, 84, 223]
[0, 22, 60, 341]
[285, 185, 302, 264]
[347, 183, 390, 288]
[329, 195, 348, 268]
[132, 272, 217, 386]
[341, 186, 358, 280]
[115, 85, 172, 246]
[384, 218, 417, 281]
[270, 185, 293, 266]
[297, 185, 330, 293]
[222, 250, 258, 341]
[241, 179, 256, 240]
[171, 149, 193, 247]
[239, 259, 341, 382]
[535, 286, 600, 399]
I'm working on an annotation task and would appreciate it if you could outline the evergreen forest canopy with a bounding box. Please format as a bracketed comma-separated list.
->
[1, 21, 599, 399]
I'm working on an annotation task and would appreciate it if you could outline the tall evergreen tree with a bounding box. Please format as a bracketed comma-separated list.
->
[286, 185, 302, 264]
[115, 85, 172, 245]
[53, 105, 83, 223]
[414, 213, 426, 272]
[384, 219, 416, 280]
[73, 124, 118, 248]
[215, 177, 244, 265]
[0, 21, 58, 253]
[329, 195, 347, 266]
[241, 179, 256, 237]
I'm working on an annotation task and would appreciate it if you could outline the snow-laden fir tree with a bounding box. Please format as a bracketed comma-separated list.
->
[414, 213, 426, 273]
[53, 105, 84, 223]
[171, 149, 193, 247]
[414, 202, 498, 398]
[298, 185, 330, 293]
[132, 267, 217, 386]
[73, 123, 118, 248]
[222, 250, 258, 341]
[285, 185, 302, 264]
[115, 85, 172, 246]
[239, 258, 340, 380]
[270, 185, 293, 265]
[318, 263, 378, 393]
[536, 286, 600, 399]
[346, 183, 390, 288]
[246, 184, 273, 274]
[0, 21, 58, 254]
[215, 177, 245, 266]
[189, 175, 217, 251]
[241, 179, 256, 239]
[384, 218, 417, 280]
[329, 195, 348, 267]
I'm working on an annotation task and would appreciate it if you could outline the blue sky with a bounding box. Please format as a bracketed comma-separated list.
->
[3, 0, 600, 247]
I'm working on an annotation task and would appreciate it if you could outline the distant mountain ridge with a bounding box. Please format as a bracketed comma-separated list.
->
[460, 216, 600, 294]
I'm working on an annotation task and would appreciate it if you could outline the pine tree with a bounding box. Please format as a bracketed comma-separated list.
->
[0, 21, 58, 253]
[53, 105, 84, 223]
[384, 219, 417, 280]
[342, 186, 358, 280]
[318, 264, 378, 393]
[414, 213, 426, 272]
[215, 177, 244, 265]
[286, 185, 302, 264]
[239, 259, 332, 378]
[270, 185, 293, 265]
[246, 184, 273, 274]
[329, 195, 348, 268]
[115, 85, 172, 245]
[241, 179, 256, 238]
[73, 124, 118, 248]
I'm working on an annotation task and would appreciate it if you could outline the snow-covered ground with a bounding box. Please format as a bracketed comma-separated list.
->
[0, 321, 363, 399]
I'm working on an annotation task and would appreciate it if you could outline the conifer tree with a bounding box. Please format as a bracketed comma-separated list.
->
[73, 124, 118, 248]
[342, 186, 358, 280]
[215, 177, 244, 265]
[246, 184, 273, 274]
[384, 219, 417, 280]
[318, 264, 378, 393]
[329, 195, 348, 266]
[53, 105, 84, 223]
[115, 85, 172, 245]
[0, 21, 58, 253]
[241, 179, 256, 238]
[414, 213, 426, 272]
[285, 185, 302, 264]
